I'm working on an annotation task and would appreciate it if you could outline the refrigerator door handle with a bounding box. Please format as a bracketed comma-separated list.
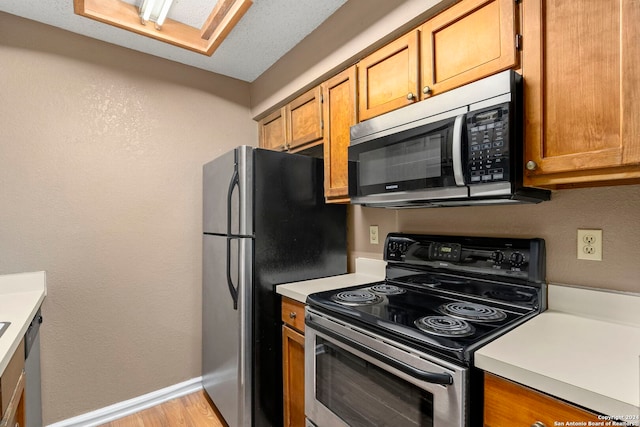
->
[226, 237, 239, 310]
[227, 166, 239, 236]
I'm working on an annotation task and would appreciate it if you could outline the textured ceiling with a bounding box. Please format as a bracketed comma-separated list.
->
[0, 0, 348, 82]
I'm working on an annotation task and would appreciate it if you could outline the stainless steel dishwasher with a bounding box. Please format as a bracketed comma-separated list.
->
[24, 308, 43, 427]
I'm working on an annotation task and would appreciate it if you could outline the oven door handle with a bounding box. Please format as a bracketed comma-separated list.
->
[306, 316, 453, 385]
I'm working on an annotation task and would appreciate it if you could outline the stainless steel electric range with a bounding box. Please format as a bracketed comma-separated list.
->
[304, 233, 546, 427]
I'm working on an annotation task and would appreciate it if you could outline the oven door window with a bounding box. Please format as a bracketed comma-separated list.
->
[315, 337, 434, 427]
[350, 117, 456, 197]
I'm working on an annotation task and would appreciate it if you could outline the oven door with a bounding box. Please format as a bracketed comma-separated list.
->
[305, 308, 468, 427]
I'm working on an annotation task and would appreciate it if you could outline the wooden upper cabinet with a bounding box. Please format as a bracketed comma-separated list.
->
[358, 30, 420, 121]
[522, 0, 640, 187]
[420, 0, 518, 99]
[258, 107, 287, 151]
[322, 66, 357, 203]
[484, 373, 600, 426]
[258, 86, 323, 152]
[286, 86, 323, 152]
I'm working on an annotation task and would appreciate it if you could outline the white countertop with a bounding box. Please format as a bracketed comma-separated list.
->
[0, 271, 47, 377]
[475, 284, 640, 419]
[276, 258, 386, 303]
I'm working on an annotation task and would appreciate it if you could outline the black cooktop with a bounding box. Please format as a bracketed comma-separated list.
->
[307, 280, 537, 364]
[306, 233, 546, 365]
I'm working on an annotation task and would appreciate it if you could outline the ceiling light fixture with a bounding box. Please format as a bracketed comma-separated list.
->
[139, 0, 174, 30]
[75, 0, 252, 56]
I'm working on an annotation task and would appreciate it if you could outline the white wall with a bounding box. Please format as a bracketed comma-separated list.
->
[0, 12, 255, 424]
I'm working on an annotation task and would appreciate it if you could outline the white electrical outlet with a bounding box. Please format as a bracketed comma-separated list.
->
[369, 225, 379, 245]
[577, 229, 602, 261]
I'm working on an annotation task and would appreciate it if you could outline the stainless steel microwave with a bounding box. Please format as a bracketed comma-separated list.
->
[348, 70, 550, 208]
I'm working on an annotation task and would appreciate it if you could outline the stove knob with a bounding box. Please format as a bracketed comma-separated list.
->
[390, 241, 399, 251]
[491, 250, 505, 264]
[400, 242, 409, 253]
[510, 251, 525, 267]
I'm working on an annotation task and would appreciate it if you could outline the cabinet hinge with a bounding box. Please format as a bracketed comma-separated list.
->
[321, 120, 324, 130]
[320, 93, 324, 103]
[515, 34, 522, 50]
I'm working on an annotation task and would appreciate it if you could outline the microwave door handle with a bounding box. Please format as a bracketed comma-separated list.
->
[452, 114, 466, 186]
[306, 316, 453, 385]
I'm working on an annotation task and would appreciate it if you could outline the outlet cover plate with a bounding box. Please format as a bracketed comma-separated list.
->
[369, 225, 379, 245]
[577, 229, 602, 261]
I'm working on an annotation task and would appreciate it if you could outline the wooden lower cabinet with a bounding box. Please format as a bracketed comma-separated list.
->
[484, 373, 600, 427]
[0, 339, 26, 427]
[282, 297, 306, 427]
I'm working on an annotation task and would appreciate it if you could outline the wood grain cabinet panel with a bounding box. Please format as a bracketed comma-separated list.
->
[286, 86, 323, 152]
[522, 0, 640, 187]
[484, 373, 600, 427]
[282, 325, 305, 427]
[420, 0, 518, 99]
[281, 297, 306, 427]
[358, 30, 420, 121]
[322, 66, 357, 203]
[258, 108, 287, 151]
[0, 339, 25, 427]
[258, 87, 323, 153]
[281, 297, 305, 333]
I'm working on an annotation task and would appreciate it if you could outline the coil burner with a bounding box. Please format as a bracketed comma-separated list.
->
[414, 316, 475, 337]
[439, 302, 507, 323]
[369, 284, 406, 295]
[331, 290, 383, 306]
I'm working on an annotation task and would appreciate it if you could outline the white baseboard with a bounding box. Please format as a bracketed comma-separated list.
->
[47, 377, 203, 427]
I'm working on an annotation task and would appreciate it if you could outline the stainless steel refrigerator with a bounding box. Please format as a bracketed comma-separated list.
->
[202, 146, 346, 427]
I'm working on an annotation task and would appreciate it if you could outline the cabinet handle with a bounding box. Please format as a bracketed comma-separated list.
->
[531, 422, 546, 427]
[407, 92, 415, 101]
[526, 160, 538, 171]
[423, 86, 432, 95]
[289, 312, 297, 319]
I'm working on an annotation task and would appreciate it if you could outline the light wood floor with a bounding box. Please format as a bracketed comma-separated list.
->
[99, 390, 227, 427]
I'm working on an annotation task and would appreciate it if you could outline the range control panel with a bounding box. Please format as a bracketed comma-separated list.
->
[384, 233, 546, 282]
[466, 103, 511, 185]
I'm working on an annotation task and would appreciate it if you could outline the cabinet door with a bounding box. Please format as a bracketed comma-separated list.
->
[282, 325, 305, 427]
[421, 0, 518, 99]
[322, 66, 357, 203]
[522, 0, 640, 187]
[484, 373, 600, 426]
[358, 30, 419, 121]
[258, 108, 287, 151]
[286, 86, 323, 152]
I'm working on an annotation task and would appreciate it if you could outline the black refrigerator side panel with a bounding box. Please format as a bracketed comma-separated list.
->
[252, 149, 347, 427]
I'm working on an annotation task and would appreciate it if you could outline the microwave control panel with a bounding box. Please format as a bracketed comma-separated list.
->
[466, 103, 510, 184]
